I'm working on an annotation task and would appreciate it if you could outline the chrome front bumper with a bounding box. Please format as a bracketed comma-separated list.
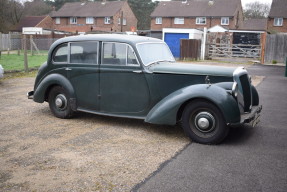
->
[230, 105, 262, 127]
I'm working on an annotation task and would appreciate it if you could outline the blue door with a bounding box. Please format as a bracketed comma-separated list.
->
[164, 33, 189, 58]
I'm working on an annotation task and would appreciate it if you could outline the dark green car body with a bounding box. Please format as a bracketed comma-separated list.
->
[28, 34, 261, 144]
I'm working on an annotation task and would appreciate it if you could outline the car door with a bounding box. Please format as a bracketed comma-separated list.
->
[99, 42, 150, 115]
[67, 41, 100, 110]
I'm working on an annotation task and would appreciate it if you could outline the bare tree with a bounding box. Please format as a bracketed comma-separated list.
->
[23, 0, 53, 16]
[244, 1, 271, 19]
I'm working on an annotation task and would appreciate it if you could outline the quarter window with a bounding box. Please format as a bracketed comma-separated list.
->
[156, 17, 162, 24]
[174, 17, 184, 24]
[70, 17, 77, 24]
[274, 18, 283, 26]
[53, 43, 68, 63]
[221, 17, 229, 25]
[70, 42, 98, 64]
[102, 42, 138, 66]
[196, 17, 206, 25]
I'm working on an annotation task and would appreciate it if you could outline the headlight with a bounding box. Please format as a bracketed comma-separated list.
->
[232, 82, 238, 98]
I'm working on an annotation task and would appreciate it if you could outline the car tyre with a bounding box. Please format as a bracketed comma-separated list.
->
[48, 86, 74, 119]
[181, 100, 229, 144]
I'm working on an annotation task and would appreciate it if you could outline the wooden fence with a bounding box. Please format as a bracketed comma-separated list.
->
[264, 34, 287, 64]
[180, 39, 201, 60]
[207, 43, 261, 58]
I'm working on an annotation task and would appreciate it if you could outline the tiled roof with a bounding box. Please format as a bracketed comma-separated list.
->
[51, 1, 125, 17]
[242, 19, 267, 31]
[269, 0, 287, 18]
[13, 16, 47, 31]
[151, 0, 241, 17]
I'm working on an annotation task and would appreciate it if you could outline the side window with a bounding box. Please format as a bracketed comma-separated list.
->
[102, 42, 138, 66]
[70, 42, 98, 64]
[53, 43, 68, 63]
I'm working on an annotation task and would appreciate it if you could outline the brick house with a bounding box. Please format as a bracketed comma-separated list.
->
[12, 16, 53, 33]
[267, 0, 287, 33]
[150, 0, 244, 31]
[51, 1, 137, 33]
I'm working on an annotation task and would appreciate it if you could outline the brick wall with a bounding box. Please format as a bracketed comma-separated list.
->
[36, 16, 53, 29]
[267, 18, 287, 33]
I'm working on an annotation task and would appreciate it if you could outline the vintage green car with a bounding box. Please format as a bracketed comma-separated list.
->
[27, 34, 262, 144]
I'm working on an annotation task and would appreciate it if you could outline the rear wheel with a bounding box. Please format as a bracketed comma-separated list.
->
[181, 100, 229, 144]
[48, 86, 74, 119]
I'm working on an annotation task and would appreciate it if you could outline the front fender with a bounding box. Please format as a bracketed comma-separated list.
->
[145, 84, 240, 125]
[33, 74, 75, 103]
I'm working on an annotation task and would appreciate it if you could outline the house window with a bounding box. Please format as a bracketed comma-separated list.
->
[118, 18, 127, 25]
[274, 18, 283, 26]
[86, 17, 94, 24]
[174, 17, 184, 24]
[70, 17, 77, 24]
[55, 17, 60, 25]
[105, 17, 111, 24]
[221, 17, 229, 25]
[196, 17, 206, 25]
[156, 17, 162, 24]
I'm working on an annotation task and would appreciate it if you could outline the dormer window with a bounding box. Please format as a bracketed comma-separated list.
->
[196, 17, 206, 25]
[156, 17, 162, 24]
[70, 17, 77, 24]
[105, 17, 111, 24]
[274, 18, 283, 26]
[174, 17, 184, 24]
[221, 17, 229, 25]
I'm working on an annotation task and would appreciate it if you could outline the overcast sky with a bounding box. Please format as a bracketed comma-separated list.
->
[152, 0, 273, 7]
[19, 0, 273, 7]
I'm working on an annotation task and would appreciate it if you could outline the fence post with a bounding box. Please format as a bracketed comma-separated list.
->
[23, 35, 28, 72]
[285, 57, 287, 77]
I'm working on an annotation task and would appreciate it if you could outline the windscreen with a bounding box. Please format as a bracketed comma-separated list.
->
[137, 43, 175, 66]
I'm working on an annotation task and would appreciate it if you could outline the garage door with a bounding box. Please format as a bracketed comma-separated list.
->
[164, 33, 189, 58]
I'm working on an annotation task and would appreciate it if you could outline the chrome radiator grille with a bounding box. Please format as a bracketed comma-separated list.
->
[239, 74, 252, 112]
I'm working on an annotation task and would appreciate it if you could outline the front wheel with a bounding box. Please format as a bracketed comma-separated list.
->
[181, 100, 229, 144]
[48, 86, 74, 119]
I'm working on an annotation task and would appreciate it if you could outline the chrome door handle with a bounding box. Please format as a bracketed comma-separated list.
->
[65, 68, 72, 71]
[133, 70, 142, 74]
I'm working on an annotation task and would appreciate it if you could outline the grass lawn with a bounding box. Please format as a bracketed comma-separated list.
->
[0, 53, 47, 71]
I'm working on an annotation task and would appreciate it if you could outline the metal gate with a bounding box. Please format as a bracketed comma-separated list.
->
[207, 43, 261, 58]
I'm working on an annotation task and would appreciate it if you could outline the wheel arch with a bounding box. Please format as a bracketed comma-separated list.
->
[145, 84, 241, 125]
[33, 74, 76, 103]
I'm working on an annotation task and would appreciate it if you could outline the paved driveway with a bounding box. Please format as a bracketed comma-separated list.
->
[133, 64, 287, 192]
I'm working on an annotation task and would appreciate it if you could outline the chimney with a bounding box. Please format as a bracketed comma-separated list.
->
[208, 0, 214, 6]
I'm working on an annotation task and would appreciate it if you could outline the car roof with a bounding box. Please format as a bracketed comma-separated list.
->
[52, 34, 163, 46]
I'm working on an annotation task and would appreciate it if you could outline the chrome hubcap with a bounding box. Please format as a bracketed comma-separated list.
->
[55, 94, 67, 110]
[194, 112, 216, 133]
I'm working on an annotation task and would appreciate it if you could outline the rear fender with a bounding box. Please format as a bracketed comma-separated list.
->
[33, 74, 76, 104]
[145, 84, 240, 125]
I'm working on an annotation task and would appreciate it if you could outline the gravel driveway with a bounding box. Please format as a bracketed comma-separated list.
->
[0, 77, 190, 192]
[0, 65, 263, 192]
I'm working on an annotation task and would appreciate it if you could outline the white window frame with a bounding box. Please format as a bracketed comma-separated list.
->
[70, 17, 77, 24]
[118, 18, 127, 25]
[105, 17, 111, 24]
[55, 17, 60, 25]
[156, 17, 162, 24]
[196, 17, 206, 25]
[221, 17, 229, 25]
[274, 18, 283, 26]
[86, 17, 94, 24]
[174, 17, 184, 24]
